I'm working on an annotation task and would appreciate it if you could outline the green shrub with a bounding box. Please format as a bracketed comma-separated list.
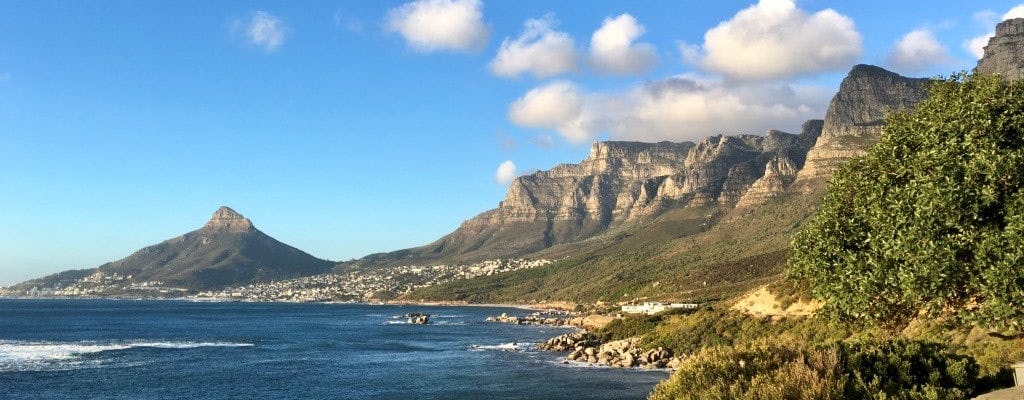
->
[599, 313, 665, 341]
[650, 339, 980, 400]
[788, 73, 1024, 332]
[638, 308, 854, 356]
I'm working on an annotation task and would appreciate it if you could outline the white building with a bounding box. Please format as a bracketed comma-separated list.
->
[621, 302, 699, 315]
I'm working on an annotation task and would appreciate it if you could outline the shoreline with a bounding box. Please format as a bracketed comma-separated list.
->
[0, 295, 553, 311]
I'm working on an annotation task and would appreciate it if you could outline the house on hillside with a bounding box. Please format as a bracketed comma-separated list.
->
[621, 302, 699, 315]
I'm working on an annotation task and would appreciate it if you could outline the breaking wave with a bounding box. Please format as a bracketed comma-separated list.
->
[0, 340, 253, 372]
[470, 342, 531, 352]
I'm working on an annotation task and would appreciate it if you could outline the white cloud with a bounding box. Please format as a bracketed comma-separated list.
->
[495, 160, 517, 184]
[385, 0, 489, 53]
[687, 0, 861, 80]
[489, 15, 577, 78]
[965, 5, 1024, 59]
[964, 36, 990, 60]
[588, 14, 657, 75]
[234, 11, 287, 51]
[886, 29, 950, 73]
[507, 81, 592, 143]
[508, 77, 829, 144]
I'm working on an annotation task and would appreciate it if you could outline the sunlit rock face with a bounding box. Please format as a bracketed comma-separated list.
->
[793, 64, 929, 189]
[977, 18, 1024, 81]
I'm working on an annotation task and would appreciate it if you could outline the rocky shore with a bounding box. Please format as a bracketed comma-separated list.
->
[537, 332, 683, 369]
[486, 312, 570, 326]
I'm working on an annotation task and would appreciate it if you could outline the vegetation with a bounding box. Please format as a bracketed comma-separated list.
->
[408, 191, 822, 303]
[788, 73, 1024, 333]
[649, 339, 981, 400]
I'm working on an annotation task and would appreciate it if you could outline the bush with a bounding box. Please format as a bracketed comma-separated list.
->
[638, 308, 854, 356]
[598, 313, 666, 342]
[788, 73, 1024, 332]
[649, 339, 980, 400]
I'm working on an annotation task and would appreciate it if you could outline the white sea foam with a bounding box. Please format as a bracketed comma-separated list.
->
[0, 340, 253, 371]
[469, 342, 531, 351]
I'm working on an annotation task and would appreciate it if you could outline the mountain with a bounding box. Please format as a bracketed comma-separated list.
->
[350, 64, 928, 276]
[793, 64, 929, 188]
[10, 207, 333, 292]
[351, 128, 821, 269]
[976, 18, 1024, 81]
[401, 64, 932, 303]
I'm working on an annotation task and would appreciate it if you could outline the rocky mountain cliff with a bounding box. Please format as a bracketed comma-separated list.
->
[977, 18, 1024, 81]
[352, 64, 928, 269]
[12, 207, 334, 292]
[356, 129, 821, 266]
[793, 64, 929, 187]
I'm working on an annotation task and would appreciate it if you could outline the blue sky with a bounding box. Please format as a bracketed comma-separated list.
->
[0, 0, 1021, 285]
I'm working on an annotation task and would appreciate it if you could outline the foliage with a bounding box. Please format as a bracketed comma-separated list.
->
[637, 309, 856, 356]
[649, 339, 980, 400]
[598, 313, 670, 342]
[407, 189, 823, 304]
[788, 73, 1024, 332]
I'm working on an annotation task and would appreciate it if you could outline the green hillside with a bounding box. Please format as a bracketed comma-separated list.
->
[406, 189, 824, 303]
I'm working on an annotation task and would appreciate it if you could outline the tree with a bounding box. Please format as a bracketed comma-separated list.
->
[788, 73, 1024, 332]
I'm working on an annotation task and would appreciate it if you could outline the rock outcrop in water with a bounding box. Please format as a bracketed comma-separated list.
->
[976, 18, 1024, 81]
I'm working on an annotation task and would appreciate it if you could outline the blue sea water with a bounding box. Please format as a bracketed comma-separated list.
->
[0, 299, 667, 399]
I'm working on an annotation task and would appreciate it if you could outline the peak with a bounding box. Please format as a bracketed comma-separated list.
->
[977, 18, 1024, 81]
[847, 64, 896, 78]
[995, 18, 1024, 36]
[203, 206, 255, 232]
[212, 206, 244, 219]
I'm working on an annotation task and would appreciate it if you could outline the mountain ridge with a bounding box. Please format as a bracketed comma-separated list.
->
[8, 206, 334, 292]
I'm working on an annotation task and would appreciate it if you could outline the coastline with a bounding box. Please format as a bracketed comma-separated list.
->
[0, 295, 549, 311]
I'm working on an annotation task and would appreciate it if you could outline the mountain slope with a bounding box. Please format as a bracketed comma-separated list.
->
[11, 207, 334, 292]
[350, 129, 821, 270]
[404, 64, 931, 303]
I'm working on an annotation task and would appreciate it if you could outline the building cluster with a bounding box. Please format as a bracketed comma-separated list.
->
[620, 302, 700, 315]
[8, 270, 189, 297]
[1, 259, 553, 301]
[192, 258, 554, 302]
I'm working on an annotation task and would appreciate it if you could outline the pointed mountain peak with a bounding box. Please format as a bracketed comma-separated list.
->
[203, 206, 255, 232]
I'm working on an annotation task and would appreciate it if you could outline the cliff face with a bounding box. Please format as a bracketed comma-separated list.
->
[358, 132, 818, 266]
[977, 18, 1024, 81]
[350, 64, 930, 267]
[794, 65, 929, 187]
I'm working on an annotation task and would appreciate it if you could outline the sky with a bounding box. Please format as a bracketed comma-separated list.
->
[1, 0, 1022, 285]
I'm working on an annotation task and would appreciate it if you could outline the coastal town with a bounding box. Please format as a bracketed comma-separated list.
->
[1, 259, 554, 302]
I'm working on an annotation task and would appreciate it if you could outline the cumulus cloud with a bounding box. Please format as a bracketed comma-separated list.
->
[965, 5, 1024, 59]
[886, 29, 950, 73]
[386, 0, 489, 53]
[489, 15, 577, 78]
[588, 14, 657, 75]
[495, 160, 517, 184]
[508, 77, 829, 144]
[233, 11, 287, 51]
[685, 0, 861, 80]
[507, 81, 592, 143]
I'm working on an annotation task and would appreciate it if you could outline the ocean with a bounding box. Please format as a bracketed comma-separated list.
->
[0, 299, 667, 399]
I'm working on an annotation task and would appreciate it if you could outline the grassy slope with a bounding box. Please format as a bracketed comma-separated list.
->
[405, 188, 825, 303]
